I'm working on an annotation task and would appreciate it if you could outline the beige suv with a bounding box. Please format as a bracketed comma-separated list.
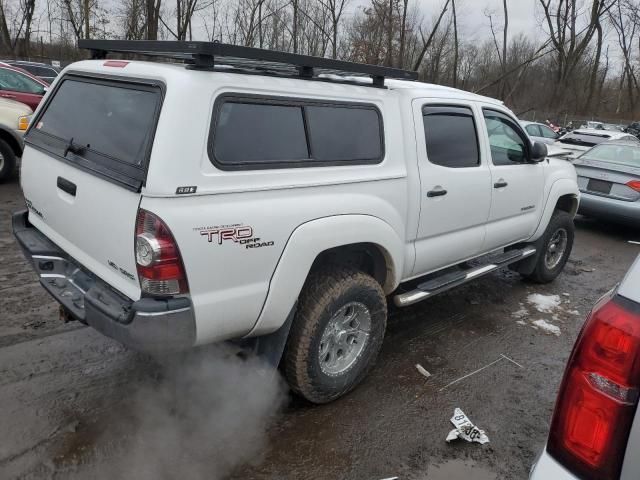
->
[0, 96, 31, 182]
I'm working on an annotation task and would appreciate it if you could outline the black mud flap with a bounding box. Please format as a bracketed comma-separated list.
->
[239, 302, 297, 369]
[509, 236, 545, 276]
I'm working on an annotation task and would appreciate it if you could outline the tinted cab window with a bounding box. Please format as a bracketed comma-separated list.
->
[422, 105, 479, 168]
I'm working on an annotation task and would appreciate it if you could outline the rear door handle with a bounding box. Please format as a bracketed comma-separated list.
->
[427, 189, 447, 198]
[57, 176, 77, 196]
[0, 93, 15, 98]
[494, 180, 508, 188]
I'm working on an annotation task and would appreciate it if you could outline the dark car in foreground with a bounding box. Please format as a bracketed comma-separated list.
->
[574, 140, 640, 226]
[530, 255, 640, 480]
[3, 61, 60, 84]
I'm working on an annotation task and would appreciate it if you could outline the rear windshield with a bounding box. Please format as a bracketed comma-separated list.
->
[580, 144, 640, 168]
[17, 64, 58, 78]
[35, 79, 159, 165]
[27, 75, 162, 190]
[559, 132, 611, 147]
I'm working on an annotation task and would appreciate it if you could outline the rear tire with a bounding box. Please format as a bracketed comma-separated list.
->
[524, 211, 574, 284]
[0, 139, 16, 183]
[283, 267, 387, 404]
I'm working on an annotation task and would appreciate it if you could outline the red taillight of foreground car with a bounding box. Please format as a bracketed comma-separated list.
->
[548, 293, 640, 480]
[135, 209, 188, 296]
[626, 180, 640, 192]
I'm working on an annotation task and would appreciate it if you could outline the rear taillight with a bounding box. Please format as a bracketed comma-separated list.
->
[548, 293, 640, 480]
[135, 209, 188, 296]
[626, 180, 640, 192]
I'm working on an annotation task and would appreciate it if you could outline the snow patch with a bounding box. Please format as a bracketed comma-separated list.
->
[527, 294, 561, 313]
[516, 320, 527, 326]
[532, 319, 561, 336]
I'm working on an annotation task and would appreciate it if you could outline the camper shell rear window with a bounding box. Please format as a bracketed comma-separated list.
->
[25, 73, 164, 191]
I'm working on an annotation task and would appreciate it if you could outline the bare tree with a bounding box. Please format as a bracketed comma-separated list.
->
[413, 0, 450, 70]
[451, 0, 458, 87]
[608, 0, 639, 116]
[538, 0, 616, 106]
[0, 1, 14, 54]
[146, 0, 161, 39]
[319, 0, 348, 59]
[61, 0, 91, 40]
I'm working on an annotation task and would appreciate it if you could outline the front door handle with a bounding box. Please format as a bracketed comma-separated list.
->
[427, 188, 448, 198]
[494, 180, 508, 189]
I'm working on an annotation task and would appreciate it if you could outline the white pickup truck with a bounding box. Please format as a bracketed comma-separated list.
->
[13, 40, 579, 403]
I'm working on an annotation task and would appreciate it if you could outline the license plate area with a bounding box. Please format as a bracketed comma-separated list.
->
[587, 178, 612, 195]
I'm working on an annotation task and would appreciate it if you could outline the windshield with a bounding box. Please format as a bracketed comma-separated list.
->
[0, 67, 45, 94]
[559, 132, 611, 147]
[580, 144, 640, 168]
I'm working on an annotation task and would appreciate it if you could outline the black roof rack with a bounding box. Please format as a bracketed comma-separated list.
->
[77, 39, 418, 88]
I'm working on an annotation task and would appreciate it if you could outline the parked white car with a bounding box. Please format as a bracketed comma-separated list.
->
[520, 120, 561, 145]
[557, 128, 640, 160]
[530, 255, 640, 480]
[13, 40, 580, 403]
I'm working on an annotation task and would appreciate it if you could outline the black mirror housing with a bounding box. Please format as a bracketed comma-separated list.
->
[531, 141, 548, 162]
[530, 141, 548, 162]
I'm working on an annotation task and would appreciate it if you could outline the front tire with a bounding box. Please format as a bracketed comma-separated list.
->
[524, 210, 574, 284]
[283, 267, 387, 404]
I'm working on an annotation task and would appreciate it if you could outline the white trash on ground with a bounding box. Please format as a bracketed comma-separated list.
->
[532, 319, 561, 336]
[416, 364, 432, 379]
[445, 408, 490, 445]
[527, 293, 561, 313]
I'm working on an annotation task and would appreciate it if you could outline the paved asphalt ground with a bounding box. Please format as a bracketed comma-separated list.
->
[1, 177, 638, 480]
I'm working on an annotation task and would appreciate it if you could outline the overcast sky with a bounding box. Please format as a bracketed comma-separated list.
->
[351, 0, 542, 42]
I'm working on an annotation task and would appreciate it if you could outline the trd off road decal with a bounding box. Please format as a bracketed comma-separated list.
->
[194, 224, 274, 250]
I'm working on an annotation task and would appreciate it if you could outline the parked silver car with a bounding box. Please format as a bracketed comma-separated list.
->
[574, 140, 640, 225]
[530, 254, 640, 480]
[520, 120, 561, 145]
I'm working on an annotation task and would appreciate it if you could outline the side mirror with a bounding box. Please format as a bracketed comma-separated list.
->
[530, 141, 548, 162]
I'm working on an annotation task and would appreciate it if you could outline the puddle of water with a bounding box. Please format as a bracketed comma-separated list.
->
[424, 459, 497, 480]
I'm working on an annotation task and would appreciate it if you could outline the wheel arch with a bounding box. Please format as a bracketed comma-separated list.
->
[246, 214, 404, 337]
[529, 179, 580, 242]
[309, 242, 393, 291]
[555, 193, 579, 217]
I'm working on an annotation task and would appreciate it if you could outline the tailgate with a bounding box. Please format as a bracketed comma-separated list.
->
[20, 73, 164, 300]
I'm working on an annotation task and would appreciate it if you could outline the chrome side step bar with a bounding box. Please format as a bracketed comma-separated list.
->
[394, 247, 537, 308]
